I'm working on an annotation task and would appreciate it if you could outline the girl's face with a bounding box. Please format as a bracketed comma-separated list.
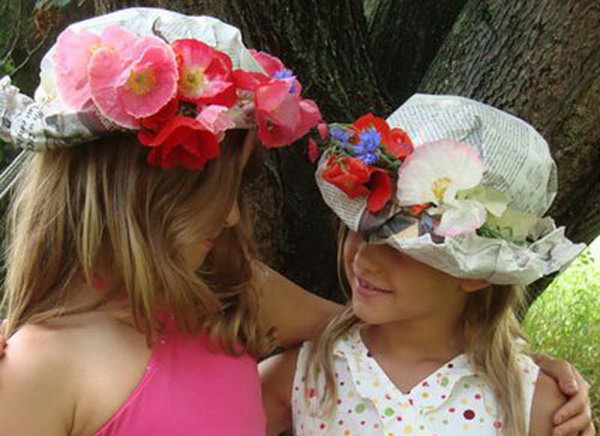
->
[181, 131, 256, 270]
[343, 230, 486, 325]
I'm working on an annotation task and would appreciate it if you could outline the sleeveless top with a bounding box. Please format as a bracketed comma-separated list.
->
[292, 327, 539, 435]
[92, 324, 265, 436]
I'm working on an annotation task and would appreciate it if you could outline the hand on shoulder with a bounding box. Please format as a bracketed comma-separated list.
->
[530, 372, 568, 436]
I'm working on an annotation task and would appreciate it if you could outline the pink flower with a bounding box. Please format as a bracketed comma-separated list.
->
[138, 116, 220, 170]
[317, 122, 330, 140]
[250, 49, 301, 94]
[196, 105, 236, 135]
[141, 97, 179, 132]
[255, 80, 321, 148]
[172, 39, 236, 107]
[54, 25, 138, 110]
[88, 35, 178, 128]
[249, 49, 286, 76]
[308, 138, 320, 163]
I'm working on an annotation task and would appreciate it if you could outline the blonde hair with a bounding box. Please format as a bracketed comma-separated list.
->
[305, 224, 530, 435]
[1, 131, 269, 357]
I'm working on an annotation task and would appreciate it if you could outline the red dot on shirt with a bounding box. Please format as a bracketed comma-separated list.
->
[449, 407, 456, 413]
[319, 423, 326, 429]
[494, 420, 503, 429]
[475, 394, 481, 400]
[463, 409, 476, 420]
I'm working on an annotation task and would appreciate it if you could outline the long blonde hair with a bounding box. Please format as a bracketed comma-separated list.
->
[306, 224, 530, 435]
[1, 131, 269, 356]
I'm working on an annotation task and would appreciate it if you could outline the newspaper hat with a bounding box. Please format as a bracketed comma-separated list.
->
[0, 7, 321, 197]
[313, 94, 584, 285]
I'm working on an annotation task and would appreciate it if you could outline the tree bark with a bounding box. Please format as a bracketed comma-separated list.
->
[419, 0, 600, 299]
[367, 0, 468, 105]
[192, 0, 392, 299]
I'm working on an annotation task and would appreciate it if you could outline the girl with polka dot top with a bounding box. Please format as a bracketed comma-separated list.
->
[260, 95, 590, 435]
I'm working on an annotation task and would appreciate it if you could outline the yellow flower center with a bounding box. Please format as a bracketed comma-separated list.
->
[126, 67, 157, 96]
[180, 67, 206, 94]
[432, 176, 452, 202]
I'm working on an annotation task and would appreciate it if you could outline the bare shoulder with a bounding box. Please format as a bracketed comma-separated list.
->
[529, 371, 567, 435]
[0, 321, 82, 436]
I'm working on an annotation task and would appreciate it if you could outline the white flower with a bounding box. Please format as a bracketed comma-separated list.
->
[396, 140, 496, 237]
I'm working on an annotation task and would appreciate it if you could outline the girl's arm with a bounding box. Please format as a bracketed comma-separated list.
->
[259, 349, 299, 436]
[0, 324, 74, 436]
[253, 261, 341, 348]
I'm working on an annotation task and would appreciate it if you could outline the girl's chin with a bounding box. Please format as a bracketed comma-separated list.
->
[351, 298, 391, 325]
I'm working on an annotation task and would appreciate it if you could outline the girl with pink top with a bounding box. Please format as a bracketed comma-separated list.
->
[0, 8, 592, 436]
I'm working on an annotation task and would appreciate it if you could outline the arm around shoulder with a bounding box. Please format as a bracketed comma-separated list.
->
[0, 324, 76, 436]
[253, 261, 341, 349]
[259, 348, 300, 436]
[529, 372, 568, 436]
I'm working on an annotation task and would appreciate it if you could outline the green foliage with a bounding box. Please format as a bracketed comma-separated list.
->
[524, 249, 600, 426]
[35, 0, 80, 9]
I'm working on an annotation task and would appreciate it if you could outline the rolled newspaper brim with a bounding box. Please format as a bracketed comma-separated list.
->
[315, 156, 585, 286]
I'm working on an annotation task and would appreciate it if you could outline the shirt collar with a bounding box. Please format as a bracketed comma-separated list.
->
[333, 326, 477, 414]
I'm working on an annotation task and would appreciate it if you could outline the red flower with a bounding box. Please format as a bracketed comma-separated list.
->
[232, 69, 270, 92]
[140, 97, 179, 132]
[351, 113, 391, 140]
[321, 157, 372, 198]
[322, 156, 395, 213]
[367, 170, 393, 213]
[387, 128, 414, 159]
[137, 116, 220, 170]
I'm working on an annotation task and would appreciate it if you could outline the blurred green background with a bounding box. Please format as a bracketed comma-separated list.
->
[524, 239, 600, 426]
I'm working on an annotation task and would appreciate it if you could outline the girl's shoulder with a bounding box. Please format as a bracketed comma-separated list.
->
[0, 312, 153, 436]
[0, 321, 85, 435]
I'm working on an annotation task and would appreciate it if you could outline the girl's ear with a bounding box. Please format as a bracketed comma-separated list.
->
[459, 279, 489, 293]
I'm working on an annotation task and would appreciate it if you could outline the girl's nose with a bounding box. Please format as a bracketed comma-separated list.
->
[353, 235, 381, 275]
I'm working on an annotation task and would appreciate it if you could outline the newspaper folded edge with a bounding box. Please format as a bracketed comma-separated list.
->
[315, 157, 585, 286]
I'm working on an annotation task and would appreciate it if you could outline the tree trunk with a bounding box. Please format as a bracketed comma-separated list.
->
[366, 0, 467, 105]
[419, 0, 600, 299]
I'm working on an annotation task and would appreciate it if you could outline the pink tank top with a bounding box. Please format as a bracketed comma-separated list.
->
[92, 324, 266, 436]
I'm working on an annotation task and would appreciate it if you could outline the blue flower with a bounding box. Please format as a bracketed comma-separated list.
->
[330, 126, 352, 144]
[274, 70, 294, 79]
[274, 70, 298, 94]
[354, 128, 381, 164]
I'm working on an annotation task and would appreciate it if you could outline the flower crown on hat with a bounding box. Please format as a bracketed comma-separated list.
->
[311, 95, 585, 285]
[51, 24, 321, 170]
[312, 113, 531, 242]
